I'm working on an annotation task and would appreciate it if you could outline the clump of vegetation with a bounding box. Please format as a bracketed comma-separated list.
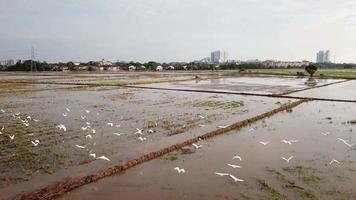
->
[283, 166, 322, 184]
[189, 100, 244, 110]
[161, 153, 178, 161]
[180, 148, 194, 155]
[258, 179, 288, 200]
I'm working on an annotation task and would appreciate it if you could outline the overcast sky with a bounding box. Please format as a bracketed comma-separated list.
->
[0, 0, 355, 63]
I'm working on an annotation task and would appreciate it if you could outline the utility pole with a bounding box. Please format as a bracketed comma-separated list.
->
[30, 46, 35, 72]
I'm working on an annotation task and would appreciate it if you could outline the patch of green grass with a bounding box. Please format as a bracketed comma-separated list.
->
[180, 148, 194, 155]
[266, 167, 320, 200]
[161, 153, 178, 161]
[258, 179, 289, 200]
[284, 180, 320, 200]
[282, 166, 323, 185]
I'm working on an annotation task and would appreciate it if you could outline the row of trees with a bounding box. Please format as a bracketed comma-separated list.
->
[1, 60, 354, 72]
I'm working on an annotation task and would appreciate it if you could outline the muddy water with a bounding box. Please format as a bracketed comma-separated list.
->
[60, 101, 356, 200]
[290, 80, 356, 100]
[0, 85, 291, 199]
[141, 76, 341, 95]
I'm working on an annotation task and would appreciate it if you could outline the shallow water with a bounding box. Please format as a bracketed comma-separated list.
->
[60, 101, 356, 200]
[142, 76, 341, 95]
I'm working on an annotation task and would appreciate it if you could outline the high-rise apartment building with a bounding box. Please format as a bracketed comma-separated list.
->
[316, 50, 331, 63]
[211, 50, 227, 63]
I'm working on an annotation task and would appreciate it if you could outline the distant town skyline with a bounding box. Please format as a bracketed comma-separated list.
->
[1, 0, 355, 63]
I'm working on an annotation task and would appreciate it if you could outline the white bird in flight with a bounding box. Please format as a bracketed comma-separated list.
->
[26, 116, 31, 120]
[329, 159, 340, 165]
[214, 172, 244, 182]
[33, 119, 39, 122]
[81, 115, 86, 120]
[321, 132, 330, 136]
[135, 128, 143, 135]
[148, 129, 154, 134]
[66, 108, 70, 112]
[62, 112, 68, 117]
[259, 141, 270, 146]
[9, 135, 15, 140]
[113, 133, 121, 136]
[192, 143, 203, 149]
[198, 115, 206, 119]
[0, 109, 5, 113]
[138, 136, 147, 141]
[229, 174, 244, 182]
[337, 138, 356, 148]
[89, 153, 96, 158]
[97, 156, 110, 161]
[199, 124, 206, 127]
[281, 139, 299, 145]
[86, 122, 91, 125]
[174, 167, 185, 173]
[227, 164, 242, 169]
[31, 140, 40, 146]
[56, 124, 67, 132]
[232, 155, 242, 161]
[76, 145, 85, 149]
[107, 122, 114, 127]
[281, 156, 294, 163]
[85, 110, 90, 114]
[85, 134, 92, 139]
[215, 172, 229, 176]
[91, 129, 96, 134]
[81, 126, 90, 131]
[249, 127, 255, 132]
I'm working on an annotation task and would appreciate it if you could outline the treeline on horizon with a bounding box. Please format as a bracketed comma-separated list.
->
[1, 60, 355, 71]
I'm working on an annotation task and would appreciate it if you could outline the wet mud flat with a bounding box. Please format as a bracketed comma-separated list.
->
[60, 100, 356, 200]
[0, 83, 292, 199]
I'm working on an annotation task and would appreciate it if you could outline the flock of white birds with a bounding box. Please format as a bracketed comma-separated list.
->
[172, 123, 355, 184]
[0, 106, 354, 185]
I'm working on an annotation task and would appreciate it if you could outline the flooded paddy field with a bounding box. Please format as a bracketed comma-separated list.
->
[289, 80, 356, 101]
[139, 76, 342, 95]
[0, 80, 292, 199]
[60, 101, 356, 200]
[0, 72, 354, 200]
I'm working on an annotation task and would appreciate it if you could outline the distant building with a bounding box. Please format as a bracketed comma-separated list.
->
[200, 57, 211, 63]
[0, 59, 15, 66]
[128, 65, 136, 71]
[316, 50, 331, 63]
[99, 59, 113, 66]
[261, 60, 310, 68]
[156, 66, 163, 71]
[211, 50, 228, 63]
